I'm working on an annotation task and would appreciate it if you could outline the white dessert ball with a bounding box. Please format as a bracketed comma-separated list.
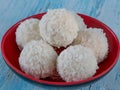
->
[19, 40, 58, 79]
[72, 28, 108, 63]
[74, 14, 86, 31]
[39, 9, 81, 48]
[57, 45, 98, 82]
[16, 18, 41, 50]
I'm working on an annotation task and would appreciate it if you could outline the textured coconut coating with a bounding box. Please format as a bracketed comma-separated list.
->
[72, 28, 108, 63]
[16, 18, 41, 50]
[57, 45, 98, 82]
[19, 40, 58, 79]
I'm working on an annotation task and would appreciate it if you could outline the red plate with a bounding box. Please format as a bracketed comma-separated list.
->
[1, 13, 119, 86]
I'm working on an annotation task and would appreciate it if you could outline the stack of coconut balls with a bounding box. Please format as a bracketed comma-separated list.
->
[16, 9, 108, 82]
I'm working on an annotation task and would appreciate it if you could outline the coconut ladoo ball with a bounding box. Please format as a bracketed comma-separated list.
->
[72, 28, 108, 63]
[74, 13, 86, 31]
[19, 40, 58, 79]
[39, 9, 86, 48]
[57, 45, 98, 82]
[16, 18, 41, 50]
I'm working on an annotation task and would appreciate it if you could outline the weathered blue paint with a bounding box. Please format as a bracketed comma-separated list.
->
[0, 0, 120, 90]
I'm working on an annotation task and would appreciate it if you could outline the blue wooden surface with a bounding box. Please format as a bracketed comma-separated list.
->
[0, 0, 120, 90]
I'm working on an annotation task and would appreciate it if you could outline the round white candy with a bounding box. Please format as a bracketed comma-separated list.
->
[57, 45, 98, 82]
[72, 28, 108, 63]
[39, 9, 81, 48]
[16, 18, 41, 50]
[19, 40, 58, 79]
